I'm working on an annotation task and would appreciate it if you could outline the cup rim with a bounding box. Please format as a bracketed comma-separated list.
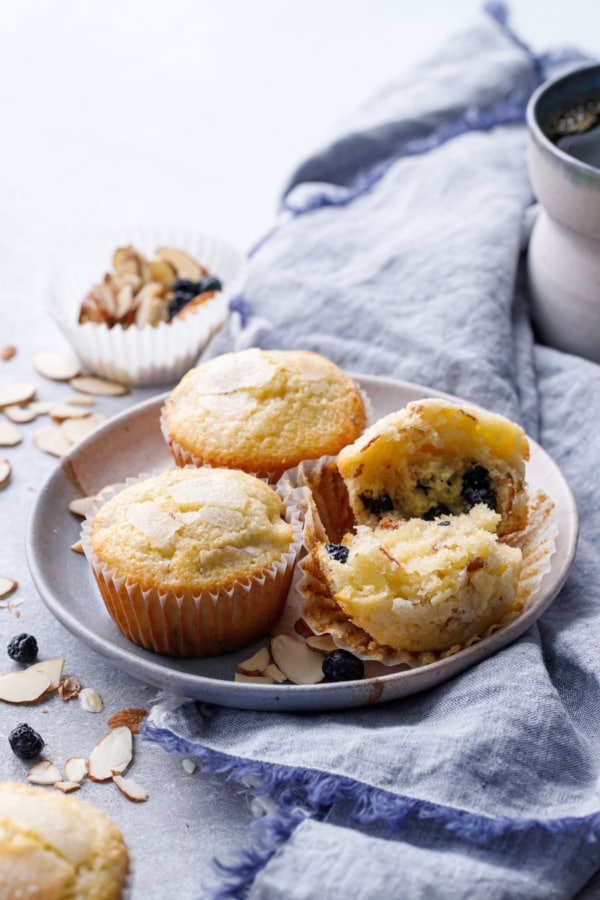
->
[526, 63, 600, 179]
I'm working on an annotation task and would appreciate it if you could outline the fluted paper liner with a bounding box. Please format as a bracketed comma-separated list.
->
[80, 470, 303, 658]
[276, 460, 558, 669]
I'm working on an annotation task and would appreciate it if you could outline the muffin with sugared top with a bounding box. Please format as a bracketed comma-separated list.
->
[161, 348, 367, 480]
[82, 466, 301, 657]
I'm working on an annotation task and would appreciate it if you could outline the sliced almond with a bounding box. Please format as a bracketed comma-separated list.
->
[79, 687, 104, 713]
[0, 421, 22, 447]
[28, 658, 65, 690]
[54, 780, 81, 794]
[0, 459, 11, 490]
[107, 707, 148, 734]
[58, 675, 81, 701]
[49, 404, 92, 422]
[29, 401, 54, 415]
[68, 496, 96, 517]
[156, 247, 205, 280]
[270, 634, 325, 685]
[236, 647, 270, 676]
[66, 394, 95, 407]
[3, 404, 37, 423]
[34, 425, 72, 458]
[149, 258, 176, 286]
[27, 760, 62, 785]
[0, 668, 51, 703]
[0, 576, 17, 599]
[60, 413, 107, 445]
[69, 375, 129, 397]
[263, 663, 287, 684]
[0, 382, 36, 408]
[70, 539, 84, 554]
[88, 726, 132, 781]
[305, 634, 338, 654]
[64, 757, 88, 783]
[182, 758, 197, 775]
[234, 673, 275, 684]
[1, 344, 16, 361]
[112, 773, 148, 802]
[33, 351, 80, 382]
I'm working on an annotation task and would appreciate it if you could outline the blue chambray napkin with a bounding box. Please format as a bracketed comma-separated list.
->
[144, 7, 600, 898]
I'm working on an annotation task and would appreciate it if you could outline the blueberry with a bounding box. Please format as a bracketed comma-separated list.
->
[196, 275, 222, 294]
[325, 543, 349, 564]
[172, 278, 199, 295]
[7, 633, 38, 665]
[322, 649, 364, 682]
[168, 294, 193, 318]
[359, 492, 394, 516]
[9, 723, 45, 760]
[423, 503, 451, 521]
[462, 465, 496, 510]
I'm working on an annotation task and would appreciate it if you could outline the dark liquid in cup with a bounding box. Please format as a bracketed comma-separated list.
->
[546, 101, 600, 169]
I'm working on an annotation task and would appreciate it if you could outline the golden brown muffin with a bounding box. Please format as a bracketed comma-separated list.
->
[311, 505, 522, 653]
[0, 781, 128, 900]
[161, 348, 367, 480]
[82, 467, 300, 657]
[336, 398, 529, 536]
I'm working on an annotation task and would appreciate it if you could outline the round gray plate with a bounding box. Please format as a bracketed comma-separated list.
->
[26, 375, 579, 712]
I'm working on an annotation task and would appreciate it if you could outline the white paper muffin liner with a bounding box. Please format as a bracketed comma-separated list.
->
[275, 460, 558, 669]
[80, 468, 303, 658]
[47, 228, 248, 386]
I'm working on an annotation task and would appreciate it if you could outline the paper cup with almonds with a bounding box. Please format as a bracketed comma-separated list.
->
[47, 229, 247, 386]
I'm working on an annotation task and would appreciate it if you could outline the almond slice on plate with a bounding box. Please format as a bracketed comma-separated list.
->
[70, 540, 84, 554]
[263, 663, 287, 684]
[28, 658, 65, 691]
[27, 760, 62, 785]
[270, 634, 325, 685]
[0, 459, 11, 490]
[112, 773, 148, 802]
[88, 726, 132, 781]
[305, 634, 338, 654]
[1, 344, 16, 361]
[0, 576, 17, 599]
[0, 382, 36, 409]
[236, 647, 270, 676]
[3, 404, 37, 423]
[64, 757, 88, 783]
[107, 707, 148, 734]
[68, 495, 97, 517]
[49, 404, 92, 422]
[66, 394, 95, 407]
[69, 375, 129, 397]
[0, 668, 52, 703]
[29, 401, 54, 415]
[54, 781, 81, 794]
[79, 687, 104, 713]
[34, 425, 72, 458]
[33, 351, 80, 382]
[0, 421, 22, 447]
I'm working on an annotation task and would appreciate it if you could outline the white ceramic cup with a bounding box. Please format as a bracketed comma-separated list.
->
[526, 64, 600, 363]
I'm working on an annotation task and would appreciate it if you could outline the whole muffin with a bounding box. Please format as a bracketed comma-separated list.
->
[161, 348, 367, 480]
[310, 505, 522, 653]
[336, 399, 529, 536]
[82, 467, 300, 657]
[0, 781, 128, 899]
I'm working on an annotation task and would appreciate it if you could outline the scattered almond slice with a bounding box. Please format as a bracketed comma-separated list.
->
[236, 647, 270, 676]
[49, 404, 92, 422]
[60, 412, 107, 445]
[182, 759, 197, 775]
[70, 539, 84, 554]
[34, 425, 72, 458]
[54, 781, 81, 794]
[0, 668, 52, 703]
[0, 382, 36, 408]
[27, 760, 62, 785]
[234, 673, 275, 684]
[66, 394, 95, 407]
[270, 634, 325, 685]
[33, 350, 80, 382]
[0, 577, 17, 599]
[3, 404, 37, 423]
[69, 375, 129, 397]
[58, 675, 81, 701]
[29, 401, 54, 415]
[79, 687, 104, 713]
[0, 421, 22, 446]
[64, 757, 88, 783]
[112, 773, 148, 802]
[107, 707, 148, 734]
[28, 658, 65, 691]
[305, 634, 338, 654]
[0, 459, 11, 490]
[88, 726, 132, 781]
[263, 663, 287, 684]
[1, 345, 16, 361]
[68, 496, 96, 517]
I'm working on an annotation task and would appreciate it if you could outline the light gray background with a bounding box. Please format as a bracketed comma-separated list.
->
[1, 2, 598, 898]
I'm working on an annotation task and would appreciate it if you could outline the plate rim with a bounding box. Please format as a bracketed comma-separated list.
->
[26, 374, 579, 711]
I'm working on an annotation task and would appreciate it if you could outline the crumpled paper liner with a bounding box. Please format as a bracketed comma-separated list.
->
[276, 459, 558, 669]
[80, 469, 303, 658]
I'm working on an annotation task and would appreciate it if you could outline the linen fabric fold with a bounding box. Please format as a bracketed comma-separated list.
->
[145, 7, 600, 898]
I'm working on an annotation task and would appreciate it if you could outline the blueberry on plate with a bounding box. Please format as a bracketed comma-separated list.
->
[322, 649, 364, 682]
[9, 723, 45, 760]
[7, 633, 38, 665]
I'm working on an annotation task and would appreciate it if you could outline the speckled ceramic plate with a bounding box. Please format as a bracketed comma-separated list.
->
[26, 375, 579, 712]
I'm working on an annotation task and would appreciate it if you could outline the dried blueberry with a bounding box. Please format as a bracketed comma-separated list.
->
[423, 503, 451, 521]
[196, 275, 222, 294]
[7, 633, 38, 665]
[325, 543, 349, 564]
[172, 278, 199, 295]
[322, 649, 364, 682]
[9, 723, 44, 760]
[462, 465, 496, 510]
[359, 492, 394, 516]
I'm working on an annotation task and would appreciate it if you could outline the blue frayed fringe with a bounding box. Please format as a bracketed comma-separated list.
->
[143, 720, 600, 899]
